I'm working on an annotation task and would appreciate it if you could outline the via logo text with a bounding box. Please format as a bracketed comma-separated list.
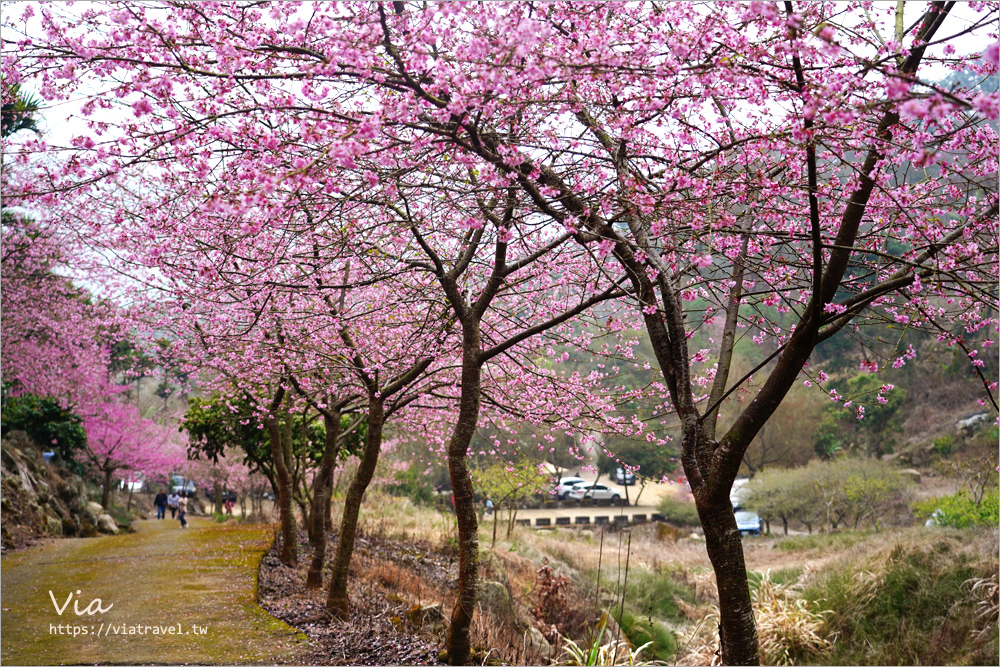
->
[49, 590, 114, 616]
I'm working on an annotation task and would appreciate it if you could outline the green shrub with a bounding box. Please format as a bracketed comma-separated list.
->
[802, 534, 998, 665]
[914, 489, 999, 528]
[932, 434, 956, 457]
[615, 609, 677, 662]
[656, 496, 700, 528]
[618, 567, 697, 625]
[385, 465, 436, 506]
[0, 391, 87, 472]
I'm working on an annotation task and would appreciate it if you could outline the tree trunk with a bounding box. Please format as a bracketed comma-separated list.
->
[307, 409, 341, 589]
[491, 504, 499, 548]
[213, 480, 223, 515]
[634, 480, 647, 506]
[326, 398, 385, 617]
[265, 414, 297, 566]
[699, 501, 760, 666]
[782, 516, 788, 536]
[326, 489, 334, 532]
[445, 338, 482, 666]
[101, 468, 113, 510]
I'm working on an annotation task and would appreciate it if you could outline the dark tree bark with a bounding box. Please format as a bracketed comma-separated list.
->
[213, 480, 223, 515]
[101, 468, 113, 510]
[264, 387, 297, 566]
[699, 501, 759, 665]
[444, 329, 482, 666]
[326, 397, 384, 616]
[324, 355, 431, 618]
[306, 408, 342, 589]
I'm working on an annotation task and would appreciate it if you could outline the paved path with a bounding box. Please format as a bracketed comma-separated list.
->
[1, 517, 310, 665]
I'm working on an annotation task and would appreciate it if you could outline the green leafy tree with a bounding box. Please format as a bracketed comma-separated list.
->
[811, 413, 844, 460]
[841, 460, 909, 530]
[799, 459, 852, 530]
[385, 462, 438, 506]
[1, 390, 87, 472]
[182, 396, 275, 494]
[743, 467, 806, 535]
[1, 83, 41, 138]
[476, 456, 548, 545]
[183, 395, 364, 506]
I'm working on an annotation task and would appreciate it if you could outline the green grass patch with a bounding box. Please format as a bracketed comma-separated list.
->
[586, 564, 698, 661]
[801, 532, 998, 665]
[620, 567, 697, 622]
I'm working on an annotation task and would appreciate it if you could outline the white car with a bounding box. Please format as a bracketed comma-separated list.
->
[554, 476, 587, 500]
[615, 468, 636, 485]
[567, 482, 621, 503]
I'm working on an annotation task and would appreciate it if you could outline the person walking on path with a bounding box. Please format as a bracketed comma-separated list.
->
[167, 491, 179, 519]
[154, 490, 168, 520]
[177, 492, 188, 529]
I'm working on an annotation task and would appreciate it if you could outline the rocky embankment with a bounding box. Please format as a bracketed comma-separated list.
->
[1, 431, 118, 550]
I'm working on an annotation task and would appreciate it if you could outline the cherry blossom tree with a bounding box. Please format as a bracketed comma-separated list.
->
[82, 400, 185, 508]
[305, 4, 996, 662]
[6, 2, 998, 664]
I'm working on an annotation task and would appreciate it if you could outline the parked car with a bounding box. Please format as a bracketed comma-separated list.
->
[734, 510, 763, 537]
[203, 488, 238, 502]
[118, 475, 145, 492]
[553, 476, 587, 500]
[615, 468, 636, 485]
[566, 482, 621, 504]
[170, 475, 197, 496]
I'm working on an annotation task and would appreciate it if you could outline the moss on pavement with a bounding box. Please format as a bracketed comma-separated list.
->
[1, 517, 310, 665]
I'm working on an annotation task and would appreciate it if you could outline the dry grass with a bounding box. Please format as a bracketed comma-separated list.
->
[966, 572, 999, 641]
[675, 571, 832, 667]
[340, 494, 997, 665]
[753, 572, 832, 666]
[673, 610, 721, 666]
[334, 492, 457, 546]
[675, 566, 719, 603]
[508, 523, 713, 582]
[470, 602, 548, 666]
